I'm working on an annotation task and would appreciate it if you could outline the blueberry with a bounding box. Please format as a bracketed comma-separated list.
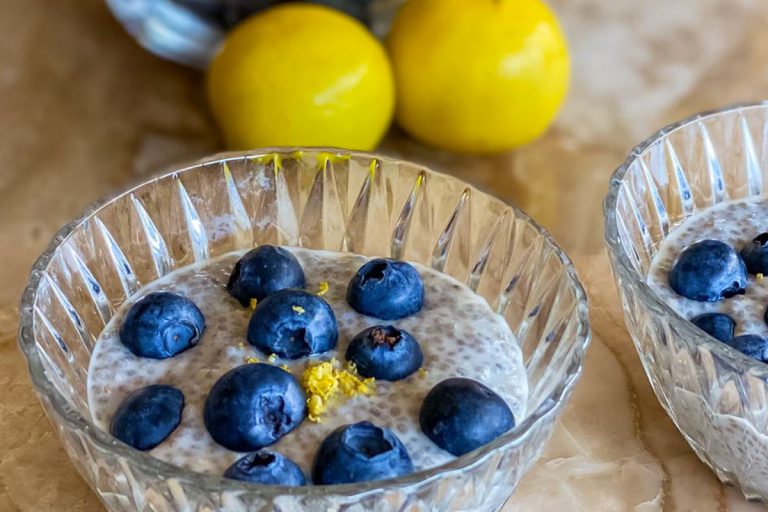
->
[311, 421, 414, 485]
[247, 289, 338, 359]
[345, 325, 423, 381]
[110, 385, 184, 451]
[223, 451, 306, 486]
[346, 259, 424, 320]
[668, 240, 747, 302]
[690, 313, 736, 343]
[227, 246, 306, 306]
[727, 334, 768, 363]
[419, 378, 515, 456]
[204, 363, 306, 451]
[119, 292, 205, 359]
[740, 233, 768, 275]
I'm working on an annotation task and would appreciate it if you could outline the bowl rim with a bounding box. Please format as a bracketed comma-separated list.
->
[604, 100, 768, 378]
[18, 148, 591, 499]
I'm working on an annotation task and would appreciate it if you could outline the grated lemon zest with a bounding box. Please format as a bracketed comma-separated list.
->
[237, 342, 245, 349]
[280, 364, 290, 371]
[292, 305, 305, 314]
[317, 281, 329, 296]
[267, 353, 278, 364]
[300, 361, 375, 422]
[249, 298, 258, 310]
[418, 368, 428, 379]
[307, 395, 324, 422]
[244, 356, 259, 364]
[759, 273, 765, 281]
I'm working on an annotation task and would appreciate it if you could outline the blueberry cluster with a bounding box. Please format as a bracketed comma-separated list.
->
[111, 245, 516, 486]
[669, 235, 768, 363]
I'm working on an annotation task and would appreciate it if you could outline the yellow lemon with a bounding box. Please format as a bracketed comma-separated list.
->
[207, 4, 395, 150]
[387, 0, 570, 154]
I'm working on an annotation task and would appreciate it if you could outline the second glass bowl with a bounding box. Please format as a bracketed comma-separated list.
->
[605, 102, 768, 501]
[105, 0, 404, 69]
[19, 149, 590, 511]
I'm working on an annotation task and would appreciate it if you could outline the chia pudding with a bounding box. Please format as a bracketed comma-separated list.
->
[648, 197, 768, 490]
[649, 198, 768, 338]
[87, 248, 528, 477]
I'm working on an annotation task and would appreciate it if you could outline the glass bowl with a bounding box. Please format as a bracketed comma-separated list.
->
[105, 0, 405, 69]
[18, 149, 590, 511]
[604, 102, 768, 501]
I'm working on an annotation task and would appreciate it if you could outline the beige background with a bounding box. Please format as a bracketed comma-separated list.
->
[2, 0, 768, 510]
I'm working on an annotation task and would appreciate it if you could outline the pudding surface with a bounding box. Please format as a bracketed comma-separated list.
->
[88, 248, 528, 475]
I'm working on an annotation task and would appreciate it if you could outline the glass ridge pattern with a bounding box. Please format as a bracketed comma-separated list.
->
[605, 102, 768, 501]
[19, 149, 590, 511]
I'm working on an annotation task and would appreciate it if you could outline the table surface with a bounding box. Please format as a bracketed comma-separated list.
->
[3, 0, 768, 510]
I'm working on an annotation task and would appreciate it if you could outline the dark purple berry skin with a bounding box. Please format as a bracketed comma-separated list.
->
[311, 421, 414, 484]
[669, 240, 747, 302]
[223, 451, 306, 486]
[728, 334, 768, 364]
[247, 289, 338, 359]
[111, 385, 184, 451]
[419, 378, 515, 456]
[345, 325, 423, 381]
[691, 313, 736, 343]
[227, 245, 306, 306]
[204, 364, 306, 452]
[119, 292, 205, 359]
[740, 232, 768, 276]
[347, 259, 424, 320]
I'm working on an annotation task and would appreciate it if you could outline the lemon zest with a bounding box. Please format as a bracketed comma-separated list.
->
[300, 360, 375, 423]
[280, 364, 290, 372]
[418, 368, 428, 379]
[317, 281, 330, 296]
[292, 305, 305, 314]
[249, 298, 258, 310]
[267, 353, 278, 364]
[307, 395, 324, 422]
[237, 342, 245, 349]
[244, 356, 260, 364]
[759, 273, 765, 281]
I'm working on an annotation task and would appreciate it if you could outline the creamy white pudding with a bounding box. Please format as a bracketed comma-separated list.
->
[649, 198, 768, 338]
[88, 248, 528, 476]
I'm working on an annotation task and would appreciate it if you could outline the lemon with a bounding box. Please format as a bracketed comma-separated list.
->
[387, 0, 570, 154]
[207, 4, 395, 150]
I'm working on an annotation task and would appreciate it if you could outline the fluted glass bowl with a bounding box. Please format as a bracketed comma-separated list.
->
[604, 102, 768, 501]
[19, 149, 590, 511]
[106, 0, 405, 69]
